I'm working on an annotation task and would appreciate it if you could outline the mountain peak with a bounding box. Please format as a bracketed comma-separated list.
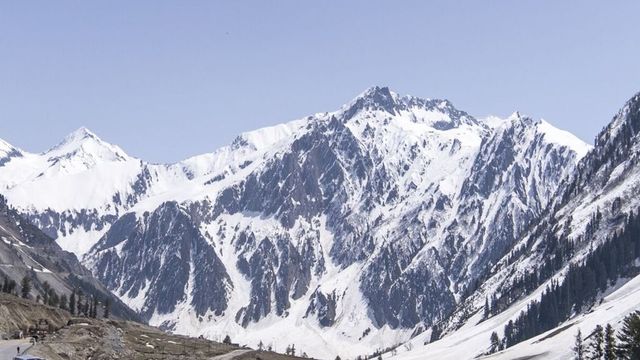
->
[359, 85, 396, 100]
[60, 126, 100, 146]
[0, 138, 22, 166]
[503, 111, 538, 128]
[340, 86, 477, 131]
[71, 126, 96, 137]
[343, 86, 400, 117]
[47, 127, 129, 162]
[484, 112, 591, 158]
[595, 91, 640, 149]
[537, 119, 592, 159]
[0, 137, 18, 153]
[508, 111, 522, 120]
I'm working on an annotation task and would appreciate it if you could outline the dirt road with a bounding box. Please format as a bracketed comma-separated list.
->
[0, 339, 32, 360]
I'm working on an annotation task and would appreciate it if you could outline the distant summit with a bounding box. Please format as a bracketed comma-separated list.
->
[47, 126, 129, 163]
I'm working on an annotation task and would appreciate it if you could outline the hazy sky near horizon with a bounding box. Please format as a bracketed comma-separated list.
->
[1, 1, 640, 163]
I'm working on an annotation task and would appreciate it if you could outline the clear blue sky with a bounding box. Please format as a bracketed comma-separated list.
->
[1, 1, 639, 163]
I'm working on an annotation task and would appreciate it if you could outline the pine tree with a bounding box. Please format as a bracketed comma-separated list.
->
[291, 343, 296, 356]
[258, 340, 263, 351]
[490, 331, 500, 354]
[77, 289, 84, 316]
[59, 294, 68, 311]
[484, 296, 490, 319]
[103, 298, 110, 319]
[69, 290, 76, 316]
[48, 289, 58, 306]
[604, 324, 616, 360]
[20, 276, 31, 299]
[77, 297, 83, 316]
[7, 279, 15, 295]
[588, 325, 604, 359]
[42, 281, 50, 304]
[83, 297, 89, 317]
[92, 296, 99, 318]
[617, 311, 640, 359]
[573, 329, 585, 360]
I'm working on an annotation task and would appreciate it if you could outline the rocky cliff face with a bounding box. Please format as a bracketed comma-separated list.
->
[86, 202, 231, 321]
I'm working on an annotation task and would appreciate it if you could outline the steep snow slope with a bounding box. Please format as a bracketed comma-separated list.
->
[0, 87, 590, 358]
[0, 139, 22, 166]
[392, 274, 640, 360]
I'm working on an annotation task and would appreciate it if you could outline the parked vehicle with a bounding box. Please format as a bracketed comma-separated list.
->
[13, 355, 46, 360]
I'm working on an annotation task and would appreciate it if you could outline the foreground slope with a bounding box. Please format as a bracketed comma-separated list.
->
[393, 273, 640, 360]
[0, 87, 589, 358]
[0, 292, 301, 360]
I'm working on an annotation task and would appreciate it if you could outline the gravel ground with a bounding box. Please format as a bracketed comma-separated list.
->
[28, 318, 308, 360]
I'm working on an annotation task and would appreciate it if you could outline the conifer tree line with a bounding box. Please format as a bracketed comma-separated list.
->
[285, 344, 296, 356]
[2, 274, 111, 319]
[1, 275, 17, 295]
[487, 208, 640, 351]
[67, 287, 110, 319]
[486, 209, 605, 318]
[572, 311, 640, 359]
[2, 275, 33, 299]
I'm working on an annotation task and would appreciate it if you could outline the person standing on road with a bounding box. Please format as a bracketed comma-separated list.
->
[17, 345, 20, 354]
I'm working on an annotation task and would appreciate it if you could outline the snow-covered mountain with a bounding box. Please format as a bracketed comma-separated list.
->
[0, 87, 592, 358]
[392, 91, 640, 360]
